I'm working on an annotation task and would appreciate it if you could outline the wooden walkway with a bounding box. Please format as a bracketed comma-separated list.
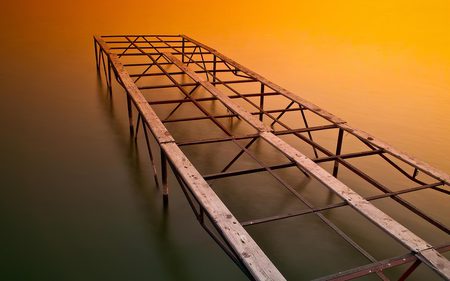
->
[94, 34, 449, 280]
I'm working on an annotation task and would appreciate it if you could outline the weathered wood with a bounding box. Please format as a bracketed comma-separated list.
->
[95, 35, 112, 53]
[110, 53, 175, 144]
[162, 52, 272, 132]
[161, 142, 286, 281]
[339, 124, 450, 185]
[181, 35, 346, 125]
[259, 132, 450, 280]
[182, 35, 450, 188]
[162, 50, 449, 278]
[96, 34, 449, 280]
[95, 35, 285, 281]
[95, 36, 175, 144]
[419, 248, 450, 279]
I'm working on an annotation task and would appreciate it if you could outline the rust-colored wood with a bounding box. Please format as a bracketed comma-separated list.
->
[95, 34, 450, 280]
[163, 50, 450, 279]
[94, 35, 286, 281]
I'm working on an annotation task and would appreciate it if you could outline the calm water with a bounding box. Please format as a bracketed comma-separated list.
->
[1, 1, 449, 280]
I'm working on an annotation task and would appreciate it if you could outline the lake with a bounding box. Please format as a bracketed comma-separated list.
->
[0, 1, 448, 280]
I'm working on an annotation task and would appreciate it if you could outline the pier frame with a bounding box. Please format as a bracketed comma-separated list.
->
[94, 34, 449, 280]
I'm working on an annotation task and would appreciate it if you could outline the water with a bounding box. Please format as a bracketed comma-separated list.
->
[0, 1, 448, 280]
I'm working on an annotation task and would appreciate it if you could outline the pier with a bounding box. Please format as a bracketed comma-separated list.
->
[94, 34, 449, 280]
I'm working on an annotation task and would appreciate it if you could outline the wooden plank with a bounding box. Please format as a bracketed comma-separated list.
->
[162, 52, 272, 132]
[182, 35, 450, 187]
[339, 124, 450, 185]
[260, 133, 428, 250]
[94, 36, 175, 144]
[161, 50, 449, 278]
[97, 34, 449, 279]
[259, 132, 450, 279]
[95, 34, 112, 53]
[419, 248, 450, 279]
[181, 35, 346, 125]
[95, 36, 285, 281]
[161, 142, 286, 281]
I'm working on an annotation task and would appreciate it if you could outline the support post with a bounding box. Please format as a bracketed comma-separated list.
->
[300, 107, 319, 158]
[213, 55, 217, 83]
[94, 39, 99, 71]
[141, 119, 161, 189]
[333, 128, 344, 177]
[259, 83, 265, 121]
[413, 167, 419, 178]
[161, 149, 169, 206]
[181, 38, 185, 63]
[134, 114, 141, 142]
[107, 57, 112, 95]
[126, 94, 134, 136]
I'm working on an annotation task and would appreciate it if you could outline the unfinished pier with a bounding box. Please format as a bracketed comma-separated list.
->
[94, 34, 449, 280]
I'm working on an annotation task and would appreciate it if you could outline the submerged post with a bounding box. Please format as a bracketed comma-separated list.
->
[94, 39, 99, 71]
[213, 54, 217, 83]
[126, 93, 134, 136]
[259, 83, 265, 121]
[181, 37, 185, 63]
[161, 149, 169, 206]
[333, 128, 344, 177]
[107, 58, 112, 95]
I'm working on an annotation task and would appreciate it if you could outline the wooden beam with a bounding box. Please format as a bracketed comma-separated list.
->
[163, 49, 450, 279]
[339, 124, 450, 185]
[96, 34, 449, 280]
[181, 35, 346, 125]
[161, 142, 286, 280]
[95, 35, 175, 144]
[181, 35, 450, 187]
[162, 52, 272, 133]
[260, 131, 450, 280]
[94, 35, 286, 281]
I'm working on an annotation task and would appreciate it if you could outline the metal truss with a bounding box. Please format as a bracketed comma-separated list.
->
[94, 34, 449, 280]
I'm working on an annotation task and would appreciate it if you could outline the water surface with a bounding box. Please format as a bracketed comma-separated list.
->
[0, 1, 448, 280]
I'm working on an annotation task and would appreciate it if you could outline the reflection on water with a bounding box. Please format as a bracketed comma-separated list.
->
[0, 0, 448, 280]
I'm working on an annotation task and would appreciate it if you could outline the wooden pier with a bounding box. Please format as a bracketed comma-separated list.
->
[94, 34, 449, 280]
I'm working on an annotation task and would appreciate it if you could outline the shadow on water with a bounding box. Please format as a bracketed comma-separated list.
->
[94, 76, 192, 281]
